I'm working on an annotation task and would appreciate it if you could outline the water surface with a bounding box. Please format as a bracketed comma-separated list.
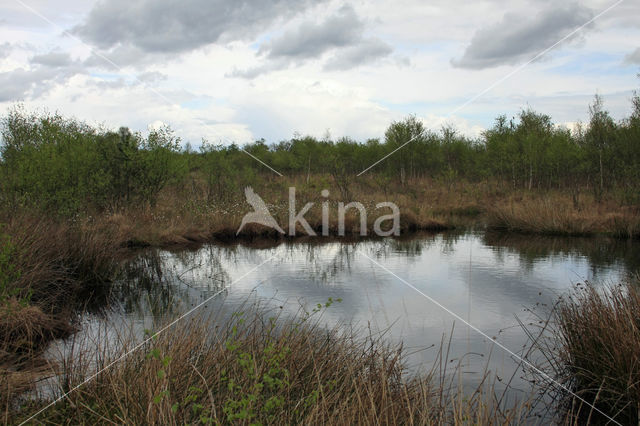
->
[46, 231, 639, 406]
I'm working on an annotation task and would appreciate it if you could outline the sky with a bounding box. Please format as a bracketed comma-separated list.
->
[1, 0, 639, 146]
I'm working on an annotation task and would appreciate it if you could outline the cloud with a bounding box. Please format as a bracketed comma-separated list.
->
[0, 42, 12, 59]
[74, 0, 324, 57]
[232, 5, 393, 78]
[624, 47, 640, 65]
[31, 51, 74, 68]
[87, 76, 130, 91]
[227, 60, 288, 79]
[0, 67, 72, 101]
[324, 38, 392, 71]
[261, 5, 363, 60]
[137, 71, 168, 83]
[452, 3, 593, 69]
[0, 51, 84, 101]
[82, 45, 142, 68]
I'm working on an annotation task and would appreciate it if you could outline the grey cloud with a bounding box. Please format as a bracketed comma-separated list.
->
[0, 45, 169, 102]
[137, 71, 168, 83]
[74, 0, 324, 56]
[232, 5, 393, 78]
[261, 5, 362, 59]
[394, 55, 411, 67]
[82, 44, 161, 69]
[88, 77, 129, 91]
[31, 51, 74, 68]
[452, 3, 593, 69]
[0, 52, 85, 102]
[324, 37, 392, 71]
[0, 69, 37, 101]
[0, 67, 71, 102]
[624, 47, 640, 65]
[87, 75, 172, 92]
[227, 60, 287, 79]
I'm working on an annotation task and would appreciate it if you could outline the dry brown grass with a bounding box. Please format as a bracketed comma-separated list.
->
[39, 175, 636, 249]
[0, 300, 71, 421]
[3, 216, 119, 297]
[115, 175, 640, 247]
[526, 277, 640, 425]
[487, 192, 640, 238]
[97, 175, 492, 248]
[10, 305, 534, 425]
[0, 301, 67, 355]
[0, 216, 120, 412]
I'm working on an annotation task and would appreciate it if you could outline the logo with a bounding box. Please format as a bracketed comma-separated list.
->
[237, 187, 285, 235]
[237, 186, 400, 237]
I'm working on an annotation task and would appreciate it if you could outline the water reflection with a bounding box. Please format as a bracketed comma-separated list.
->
[482, 231, 640, 275]
[49, 231, 639, 405]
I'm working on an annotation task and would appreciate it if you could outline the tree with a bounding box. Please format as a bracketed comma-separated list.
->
[384, 115, 425, 184]
[585, 94, 616, 200]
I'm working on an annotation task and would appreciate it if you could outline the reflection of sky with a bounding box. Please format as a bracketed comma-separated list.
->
[46, 232, 637, 403]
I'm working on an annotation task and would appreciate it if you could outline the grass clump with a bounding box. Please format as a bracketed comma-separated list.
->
[11, 305, 532, 425]
[0, 216, 120, 413]
[487, 194, 640, 238]
[533, 277, 640, 424]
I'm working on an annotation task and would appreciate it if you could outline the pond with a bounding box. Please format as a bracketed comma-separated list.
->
[45, 230, 640, 410]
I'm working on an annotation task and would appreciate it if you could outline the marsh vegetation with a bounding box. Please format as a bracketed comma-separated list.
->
[1, 88, 639, 424]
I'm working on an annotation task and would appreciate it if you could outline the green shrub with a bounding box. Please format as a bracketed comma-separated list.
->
[0, 107, 185, 215]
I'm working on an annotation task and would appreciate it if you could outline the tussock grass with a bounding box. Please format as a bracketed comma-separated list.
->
[6, 177, 635, 253]
[10, 305, 533, 425]
[3, 216, 118, 302]
[98, 176, 458, 248]
[487, 193, 640, 238]
[0, 216, 120, 411]
[529, 277, 640, 424]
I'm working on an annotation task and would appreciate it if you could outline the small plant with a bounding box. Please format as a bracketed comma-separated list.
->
[144, 329, 173, 405]
[221, 311, 291, 424]
[311, 296, 342, 314]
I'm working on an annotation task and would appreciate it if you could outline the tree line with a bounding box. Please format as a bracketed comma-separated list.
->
[1, 89, 639, 216]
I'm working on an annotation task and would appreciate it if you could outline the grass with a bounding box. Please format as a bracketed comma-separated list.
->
[85, 175, 640, 248]
[0, 216, 120, 407]
[103, 174, 460, 247]
[486, 191, 640, 238]
[1, 177, 632, 253]
[7, 302, 534, 425]
[526, 276, 640, 424]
